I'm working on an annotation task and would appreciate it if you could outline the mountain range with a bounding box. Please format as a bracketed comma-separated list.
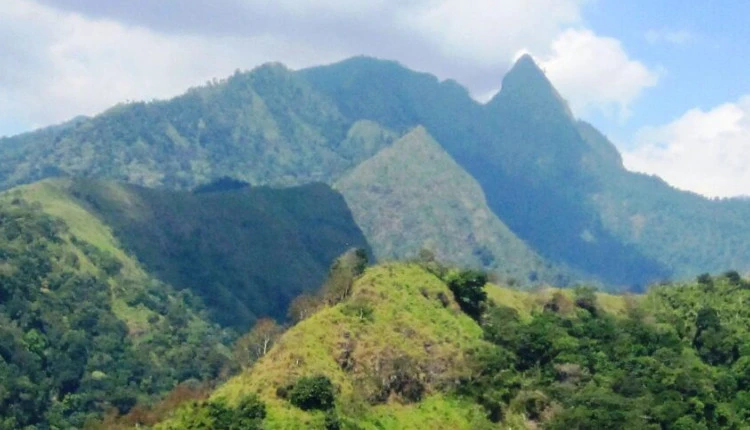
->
[3, 54, 749, 290]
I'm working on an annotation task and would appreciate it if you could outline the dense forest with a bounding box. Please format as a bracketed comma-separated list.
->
[0, 196, 230, 429]
[65, 178, 371, 330]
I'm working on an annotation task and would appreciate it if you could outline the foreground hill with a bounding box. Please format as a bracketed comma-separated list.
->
[0, 181, 230, 428]
[3, 55, 750, 287]
[150, 264, 750, 429]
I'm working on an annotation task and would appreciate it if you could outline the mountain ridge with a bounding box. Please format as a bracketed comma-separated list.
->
[2, 54, 750, 287]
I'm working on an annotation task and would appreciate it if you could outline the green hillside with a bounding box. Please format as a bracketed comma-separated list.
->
[335, 126, 576, 285]
[149, 263, 750, 430]
[0, 181, 231, 429]
[159, 263, 497, 429]
[0, 65, 384, 190]
[41, 178, 371, 330]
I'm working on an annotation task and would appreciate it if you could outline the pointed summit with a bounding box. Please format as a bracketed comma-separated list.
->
[502, 54, 550, 90]
[488, 53, 573, 119]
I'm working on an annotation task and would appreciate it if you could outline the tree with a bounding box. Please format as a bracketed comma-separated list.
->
[321, 248, 368, 305]
[288, 375, 336, 411]
[232, 318, 283, 368]
[287, 294, 320, 324]
[446, 269, 488, 321]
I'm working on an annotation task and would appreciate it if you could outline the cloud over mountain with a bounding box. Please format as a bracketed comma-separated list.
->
[624, 95, 750, 197]
[3, 0, 591, 135]
[536, 28, 660, 119]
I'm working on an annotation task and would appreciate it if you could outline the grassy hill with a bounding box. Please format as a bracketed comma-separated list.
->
[150, 263, 750, 429]
[335, 126, 577, 286]
[160, 263, 497, 429]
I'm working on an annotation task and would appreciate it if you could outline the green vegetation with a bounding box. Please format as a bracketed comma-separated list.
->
[0, 178, 373, 427]
[61, 178, 371, 330]
[4, 55, 750, 288]
[335, 126, 576, 286]
[302, 55, 750, 287]
[462, 271, 750, 429]
[192, 264, 492, 429]
[147, 263, 750, 429]
[156, 394, 266, 430]
[0, 191, 229, 429]
[0, 64, 387, 191]
[445, 269, 488, 321]
[286, 375, 337, 411]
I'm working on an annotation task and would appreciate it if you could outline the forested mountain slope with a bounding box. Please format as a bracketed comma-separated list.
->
[0, 65, 390, 190]
[3, 55, 750, 287]
[0, 181, 230, 429]
[335, 126, 577, 285]
[302, 55, 750, 287]
[36, 178, 370, 330]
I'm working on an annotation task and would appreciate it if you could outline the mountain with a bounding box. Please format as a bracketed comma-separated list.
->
[0, 177, 372, 427]
[45, 178, 371, 330]
[335, 126, 576, 285]
[302, 55, 750, 287]
[0, 180, 231, 429]
[148, 263, 750, 429]
[0, 65, 375, 190]
[3, 55, 750, 287]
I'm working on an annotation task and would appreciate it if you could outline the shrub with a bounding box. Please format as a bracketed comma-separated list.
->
[446, 269, 488, 320]
[288, 375, 336, 411]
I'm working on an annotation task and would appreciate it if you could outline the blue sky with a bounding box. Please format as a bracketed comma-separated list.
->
[1, 0, 749, 197]
[583, 1, 750, 142]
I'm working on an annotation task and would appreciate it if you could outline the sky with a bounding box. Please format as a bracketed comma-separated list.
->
[2, 0, 749, 198]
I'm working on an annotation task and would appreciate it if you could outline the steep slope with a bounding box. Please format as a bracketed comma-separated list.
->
[301, 56, 671, 288]
[0, 180, 230, 429]
[61, 178, 371, 330]
[155, 265, 750, 430]
[335, 126, 575, 285]
[474, 56, 671, 288]
[305, 55, 746, 287]
[164, 264, 496, 429]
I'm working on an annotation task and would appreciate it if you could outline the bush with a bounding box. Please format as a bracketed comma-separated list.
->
[446, 269, 488, 320]
[288, 375, 336, 411]
[342, 296, 374, 322]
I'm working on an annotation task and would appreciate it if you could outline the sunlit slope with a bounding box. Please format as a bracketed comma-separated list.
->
[207, 264, 495, 429]
[0, 179, 228, 427]
[336, 126, 576, 286]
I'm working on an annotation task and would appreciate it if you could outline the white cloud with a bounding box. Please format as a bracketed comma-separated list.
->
[623, 96, 750, 198]
[401, 0, 585, 67]
[645, 29, 692, 45]
[533, 29, 660, 119]
[0, 0, 352, 135]
[1, 0, 598, 136]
